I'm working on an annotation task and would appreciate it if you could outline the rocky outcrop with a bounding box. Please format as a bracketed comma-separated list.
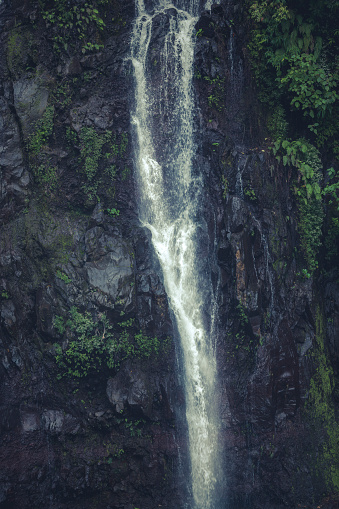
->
[0, 0, 338, 508]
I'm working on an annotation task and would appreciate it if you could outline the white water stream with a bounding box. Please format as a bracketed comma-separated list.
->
[131, 0, 221, 507]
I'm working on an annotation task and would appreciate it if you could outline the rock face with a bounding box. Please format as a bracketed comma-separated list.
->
[0, 0, 338, 508]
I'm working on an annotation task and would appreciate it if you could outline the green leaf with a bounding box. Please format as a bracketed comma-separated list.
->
[306, 183, 313, 196]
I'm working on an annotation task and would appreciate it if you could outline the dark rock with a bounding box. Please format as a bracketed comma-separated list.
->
[107, 363, 152, 415]
[0, 0, 337, 508]
[13, 77, 49, 138]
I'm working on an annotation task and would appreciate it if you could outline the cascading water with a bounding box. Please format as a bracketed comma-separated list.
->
[131, 0, 221, 507]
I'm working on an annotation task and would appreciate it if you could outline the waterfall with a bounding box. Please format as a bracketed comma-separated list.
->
[131, 0, 221, 507]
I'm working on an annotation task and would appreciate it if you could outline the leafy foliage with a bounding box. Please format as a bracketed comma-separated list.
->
[56, 269, 72, 284]
[32, 164, 58, 192]
[272, 139, 322, 201]
[106, 207, 120, 217]
[28, 105, 54, 156]
[247, 0, 339, 153]
[247, 0, 339, 272]
[40, 0, 105, 53]
[266, 105, 288, 139]
[273, 139, 324, 272]
[297, 196, 324, 273]
[204, 75, 225, 111]
[27, 105, 59, 195]
[280, 53, 337, 119]
[53, 307, 161, 378]
[323, 167, 339, 263]
[78, 127, 129, 200]
[79, 127, 110, 182]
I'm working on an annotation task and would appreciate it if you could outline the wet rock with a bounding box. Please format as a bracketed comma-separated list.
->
[227, 196, 248, 233]
[107, 363, 152, 416]
[42, 410, 64, 434]
[70, 95, 114, 132]
[64, 57, 82, 76]
[1, 300, 16, 328]
[20, 410, 39, 432]
[0, 482, 11, 504]
[13, 77, 49, 138]
[36, 286, 59, 340]
[85, 242, 133, 301]
[0, 1, 337, 508]
[0, 98, 23, 170]
[90, 202, 105, 225]
[0, 97, 27, 215]
[9, 345, 22, 368]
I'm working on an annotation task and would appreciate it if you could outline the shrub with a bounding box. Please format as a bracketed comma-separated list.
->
[53, 307, 161, 378]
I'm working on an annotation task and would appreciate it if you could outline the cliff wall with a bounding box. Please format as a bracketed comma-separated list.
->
[0, 0, 338, 508]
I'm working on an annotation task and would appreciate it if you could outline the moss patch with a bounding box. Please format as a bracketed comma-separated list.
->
[306, 306, 339, 492]
[7, 27, 36, 78]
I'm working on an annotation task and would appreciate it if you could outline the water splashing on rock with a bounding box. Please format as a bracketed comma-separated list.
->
[131, 0, 222, 506]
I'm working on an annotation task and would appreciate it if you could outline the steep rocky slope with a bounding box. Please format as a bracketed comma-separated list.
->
[0, 0, 338, 508]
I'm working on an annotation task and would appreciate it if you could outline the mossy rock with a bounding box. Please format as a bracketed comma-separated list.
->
[7, 27, 37, 80]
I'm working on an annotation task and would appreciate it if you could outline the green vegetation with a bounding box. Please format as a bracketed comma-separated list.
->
[266, 105, 289, 139]
[7, 29, 22, 75]
[56, 269, 72, 284]
[28, 105, 54, 157]
[247, 0, 338, 123]
[280, 53, 337, 120]
[204, 75, 225, 111]
[244, 187, 257, 202]
[53, 315, 66, 334]
[32, 164, 58, 193]
[121, 166, 131, 181]
[53, 307, 162, 378]
[79, 127, 110, 182]
[78, 127, 129, 200]
[7, 27, 36, 78]
[323, 167, 339, 263]
[297, 268, 311, 280]
[306, 307, 339, 492]
[236, 301, 249, 327]
[81, 41, 104, 53]
[246, 0, 339, 273]
[52, 82, 73, 108]
[221, 175, 229, 199]
[27, 105, 59, 195]
[122, 418, 145, 437]
[39, 0, 105, 53]
[106, 207, 120, 217]
[66, 127, 78, 147]
[272, 139, 324, 273]
[23, 84, 129, 203]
